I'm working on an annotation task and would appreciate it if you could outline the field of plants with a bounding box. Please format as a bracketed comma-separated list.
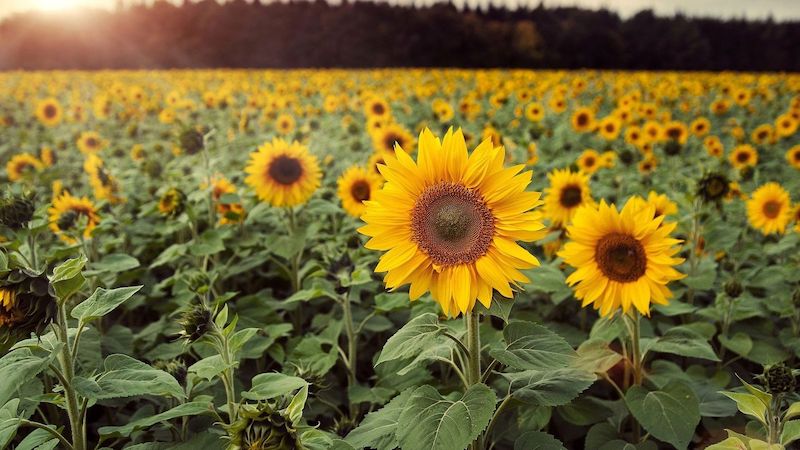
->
[1, 69, 799, 450]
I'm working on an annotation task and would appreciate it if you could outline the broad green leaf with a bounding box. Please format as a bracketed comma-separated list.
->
[188, 355, 233, 382]
[98, 401, 213, 438]
[49, 255, 87, 300]
[781, 419, 800, 446]
[376, 313, 445, 366]
[0, 399, 20, 448]
[85, 253, 140, 275]
[648, 326, 720, 361]
[190, 229, 225, 256]
[625, 382, 700, 450]
[0, 349, 54, 406]
[505, 368, 595, 406]
[704, 437, 748, 450]
[719, 333, 753, 357]
[396, 383, 495, 450]
[374, 293, 410, 313]
[474, 296, 514, 323]
[242, 373, 308, 401]
[71, 285, 143, 322]
[720, 392, 767, 425]
[575, 339, 623, 373]
[150, 243, 187, 268]
[785, 401, 800, 421]
[489, 321, 577, 371]
[345, 389, 414, 450]
[286, 384, 308, 424]
[514, 431, 567, 450]
[81, 354, 184, 400]
[16, 428, 59, 450]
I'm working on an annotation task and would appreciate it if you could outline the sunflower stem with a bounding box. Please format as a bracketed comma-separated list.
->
[341, 291, 358, 419]
[465, 310, 482, 449]
[55, 303, 86, 450]
[624, 312, 643, 443]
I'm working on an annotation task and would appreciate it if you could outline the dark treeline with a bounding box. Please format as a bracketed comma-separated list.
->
[0, 0, 798, 71]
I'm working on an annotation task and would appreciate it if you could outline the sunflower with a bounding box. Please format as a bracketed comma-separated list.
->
[245, 138, 321, 207]
[526, 143, 538, 166]
[337, 166, 383, 217]
[48, 192, 101, 243]
[35, 98, 63, 127]
[690, 117, 711, 137]
[558, 199, 685, 317]
[359, 128, 546, 317]
[775, 114, 798, 138]
[576, 149, 601, 174]
[630, 191, 678, 218]
[364, 97, 391, 119]
[525, 102, 545, 122]
[368, 152, 387, 177]
[372, 123, 415, 155]
[275, 114, 295, 135]
[786, 145, 800, 170]
[84, 155, 122, 204]
[638, 156, 658, 175]
[571, 107, 595, 133]
[77, 131, 107, 154]
[662, 121, 688, 145]
[793, 205, 800, 233]
[158, 188, 186, 218]
[6, 153, 43, 182]
[729, 144, 758, 169]
[597, 116, 621, 141]
[704, 136, 724, 157]
[751, 124, 774, 145]
[543, 169, 593, 227]
[39, 147, 56, 167]
[746, 182, 792, 235]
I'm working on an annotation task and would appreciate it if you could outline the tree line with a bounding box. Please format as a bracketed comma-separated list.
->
[0, 0, 797, 71]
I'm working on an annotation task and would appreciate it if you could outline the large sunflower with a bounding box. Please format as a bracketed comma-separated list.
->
[558, 199, 685, 317]
[244, 138, 321, 207]
[35, 98, 63, 127]
[359, 128, 546, 317]
[746, 182, 792, 235]
[48, 192, 101, 243]
[337, 166, 383, 218]
[543, 168, 593, 227]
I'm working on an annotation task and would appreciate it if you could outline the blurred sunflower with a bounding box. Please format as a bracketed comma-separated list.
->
[275, 114, 295, 135]
[526, 143, 538, 165]
[786, 145, 800, 170]
[638, 156, 658, 175]
[372, 123, 415, 155]
[158, 188, 186, 218]
[571, 107, 595, 133]
[337, 166, 382, 217]
[6, 153, 43, 182]
[746, 182, 792, 235]
[793, 205, 800, 233]
[597, 116, 621, 140]
[84, 155, 122, 204]
[77, 131, 107, 154]
[364, 97, 391, 119]
[576, 149, 601, 174]
[245, 138, 321, 207]
[359, 128, 546, 317]
[48, 192, 100, 243]
[751, 124, 774, 145]
[35, 98, 63, 127]
[524, 102, 544, 122]
[729, 144, 758, 169]
[558, 199, 685, 317]
[543, 168, 593, 227]
[690, 117, 711, 137]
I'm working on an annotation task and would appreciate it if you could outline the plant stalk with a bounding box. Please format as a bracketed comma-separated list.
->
[56, 304, 86, 450]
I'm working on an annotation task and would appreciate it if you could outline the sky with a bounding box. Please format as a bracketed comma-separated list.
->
[1, 0, 799, 20]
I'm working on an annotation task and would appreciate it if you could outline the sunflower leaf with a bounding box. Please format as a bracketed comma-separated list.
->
[375, 313, 446, 366]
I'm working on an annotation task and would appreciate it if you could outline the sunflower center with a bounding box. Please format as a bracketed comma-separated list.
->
[794, 151, 800, 162]
[44, 104, 57, 119]
[584, 156, 596, 167]
[559, 185, 583, 208]
[411, 182, 494, 266]
[268, 155, 303, 185]
[350, 180, 371, 202]
[595, 233, 647, 283]
[736, 151, 749, 163]
[762, 200, 782, 219]
[383, 134, 401, 151]
[372, 103, 385, 115]
[86, 137, 98, 148]
[576, 113, 588, 127]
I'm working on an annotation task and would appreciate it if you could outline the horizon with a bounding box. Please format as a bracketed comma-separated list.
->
[1, 0, 799, 21]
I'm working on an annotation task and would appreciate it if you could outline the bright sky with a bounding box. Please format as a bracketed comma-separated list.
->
[1, 0, 799, 20]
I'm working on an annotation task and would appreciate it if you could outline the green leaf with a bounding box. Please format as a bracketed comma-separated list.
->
[396, 383, 495, 450]
[71, 286, 142, 322]
[85, 253, 140, 275]
[681, 256, 717, 290]
[49, 255, 87, 300]
[190, 229, 225, 256]
[489, 321, 577, 371]
[0, 349, 54, 406]
[514, 431, 567, 450]
[241, 373, 308, 402]
[719, 333, 753, 357]
[150, 243, 187, 268]
[720, 391, 768, 425]
[286, 384, 308, 425]
[374, 293, 410, 313]
[648, 326, 720, 361]
[188, 355, 233, 382]
[376, 313, 445, 366]
[781, 420, 800, 446]
[474, 296, 514, 323]
[16, 428, 60, 450]
[0, 399, 20, 448]
[785, 401, 800, 421]
[704, 436, 748, 450]
[505, 368, 595, 406]
[81, 354, 184, 400]
[98, 401, 213, 438]
[625, 382, 700, 450]
[575, 339, 623, 373]
[345, 389, 414, 450]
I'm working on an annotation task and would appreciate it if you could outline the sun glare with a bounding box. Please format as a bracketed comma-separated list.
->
[35, 0, 77, 12]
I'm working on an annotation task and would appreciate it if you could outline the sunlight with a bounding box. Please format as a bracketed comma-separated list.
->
[34, 0, 77, 12]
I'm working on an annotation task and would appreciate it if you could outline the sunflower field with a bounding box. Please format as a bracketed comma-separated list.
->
[1, 69, 800, 450]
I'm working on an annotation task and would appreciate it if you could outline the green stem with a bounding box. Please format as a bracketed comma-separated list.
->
[341, 292, 358, 418]
[218, 331, 238, 424]
[27, 230, 37, 270]
[465, 310, 482, 449]
[56, 304, 86, 450]
[624, 312, 643, 443]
